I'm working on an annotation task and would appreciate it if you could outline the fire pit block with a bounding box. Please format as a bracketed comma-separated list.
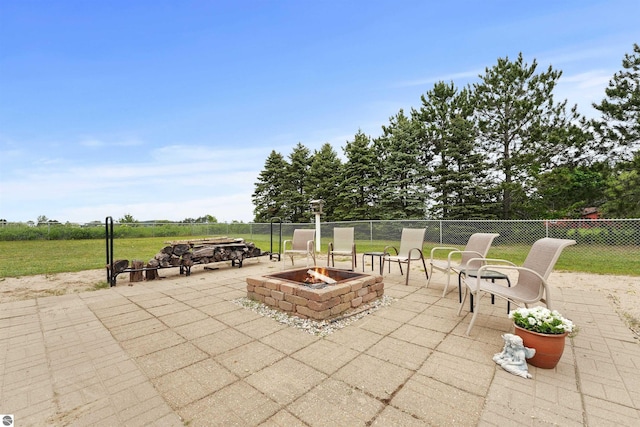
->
[246, 267, 384, 321]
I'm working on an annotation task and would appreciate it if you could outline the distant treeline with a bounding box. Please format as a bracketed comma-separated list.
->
[0, 222, 254, 241]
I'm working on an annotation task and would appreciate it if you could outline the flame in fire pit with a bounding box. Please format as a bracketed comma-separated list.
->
[265, 267, 365, 287]
[305, 268, 337, 285]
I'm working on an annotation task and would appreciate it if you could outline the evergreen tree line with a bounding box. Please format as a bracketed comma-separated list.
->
[253, 45, 640, 223]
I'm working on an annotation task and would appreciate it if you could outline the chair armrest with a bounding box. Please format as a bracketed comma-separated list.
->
[462, 258, 517, 291]
[466, 257, 517, 268]
[383, 245, 398, 257]
[429, 246, 458, 261]
[449, 250, 485, 266]
[407, 247, 425, 260]
[476, 264, 550, 305]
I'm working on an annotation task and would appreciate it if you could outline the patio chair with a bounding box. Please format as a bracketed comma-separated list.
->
[327, 227, 357, 271]
[382, 228, 429, 286]
[428, 232, 500, 298]
[283, 229, 316, 268]
[458, 237, 576, 336]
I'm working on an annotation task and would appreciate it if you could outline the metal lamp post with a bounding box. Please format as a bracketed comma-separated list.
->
[309, 199, 324, 253]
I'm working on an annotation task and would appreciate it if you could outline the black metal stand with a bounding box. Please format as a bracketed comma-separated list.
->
[270, 217, 282, 261]
[105, 216, 115, 286]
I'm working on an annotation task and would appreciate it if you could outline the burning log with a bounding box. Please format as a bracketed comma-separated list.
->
[306, 269, 337, 284]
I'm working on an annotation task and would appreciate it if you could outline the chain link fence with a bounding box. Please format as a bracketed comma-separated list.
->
[2, 218, 638, 274]
[2, 218, 638, 246]
[258, 219, 640, 275]
[258, 218, 639, 244]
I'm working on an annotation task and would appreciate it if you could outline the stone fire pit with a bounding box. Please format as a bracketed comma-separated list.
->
[246, 267, 384, 321]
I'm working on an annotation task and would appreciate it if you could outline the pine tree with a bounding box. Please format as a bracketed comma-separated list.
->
[417, 82, 498, 219]
[534, 164, 609, 218]
[474, 53, 582, 219]
[282, 143, 312, 222]
[305, 143, 343, 221]
[375, 109, 427, 219]
[602, 152, 640, 217]
[334, 130, 378, 220]
[593, 43, 640, 161]
[252, 150, 289, 222]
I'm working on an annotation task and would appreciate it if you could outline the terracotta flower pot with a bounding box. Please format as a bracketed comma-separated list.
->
[513, 324, 568, 369]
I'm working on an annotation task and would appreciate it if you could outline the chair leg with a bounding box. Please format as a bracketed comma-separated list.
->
[404, 259, 410, 286]
[465, 298, 481, 336]
[420, 257, 428, 283]
[457, 287, 468, 316]
[442, 269, 451, 297]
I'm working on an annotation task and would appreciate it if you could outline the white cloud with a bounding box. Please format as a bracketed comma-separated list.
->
[395, 69, 483, 88]
[58, 193, 256, 224]
[79, 136, 145, 148]
[555, 70, 612, 118]
[0, 143, 265, 223]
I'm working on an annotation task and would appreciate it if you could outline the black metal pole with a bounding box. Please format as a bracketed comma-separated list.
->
[105, 216, 114, 286]
[270, 217, 282, 261]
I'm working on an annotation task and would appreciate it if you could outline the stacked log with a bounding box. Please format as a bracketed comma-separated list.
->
[109, 259, 129, 274]
[146, 259, 159, 280]
[129, 260, 144, 283]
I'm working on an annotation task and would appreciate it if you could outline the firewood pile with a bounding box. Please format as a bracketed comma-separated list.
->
[149, 237, 262, 270]
[107, 237, 265, 284]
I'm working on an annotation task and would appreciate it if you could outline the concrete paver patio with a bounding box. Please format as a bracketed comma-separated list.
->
[1, 257, 638, 426]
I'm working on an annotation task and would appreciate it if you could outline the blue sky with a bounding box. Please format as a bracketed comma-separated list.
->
[1, 0, 639, 224]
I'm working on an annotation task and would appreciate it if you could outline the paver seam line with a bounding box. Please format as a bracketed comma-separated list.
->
[176, 377, 275, 424]
[37, 295, 133, 425]
[324, 283, 485, 426]
[260, 283, 429, 425]
[570, 335, 590, 426]
[88, 290, 245, 425]
[568, 292, 640, 416]
[73, 293, 190, 425]
[96, 289, 285, 425]
[35, 297, 63, 424]
[410, 286, 511, 426]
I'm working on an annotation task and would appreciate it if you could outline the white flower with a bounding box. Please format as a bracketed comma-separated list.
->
[509, 306, 574, 334]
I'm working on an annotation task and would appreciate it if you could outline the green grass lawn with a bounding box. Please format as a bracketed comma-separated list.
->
[0, 235, 637, 278]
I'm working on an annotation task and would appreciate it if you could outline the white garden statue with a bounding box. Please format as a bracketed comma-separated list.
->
[493, 333, 536, 379]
